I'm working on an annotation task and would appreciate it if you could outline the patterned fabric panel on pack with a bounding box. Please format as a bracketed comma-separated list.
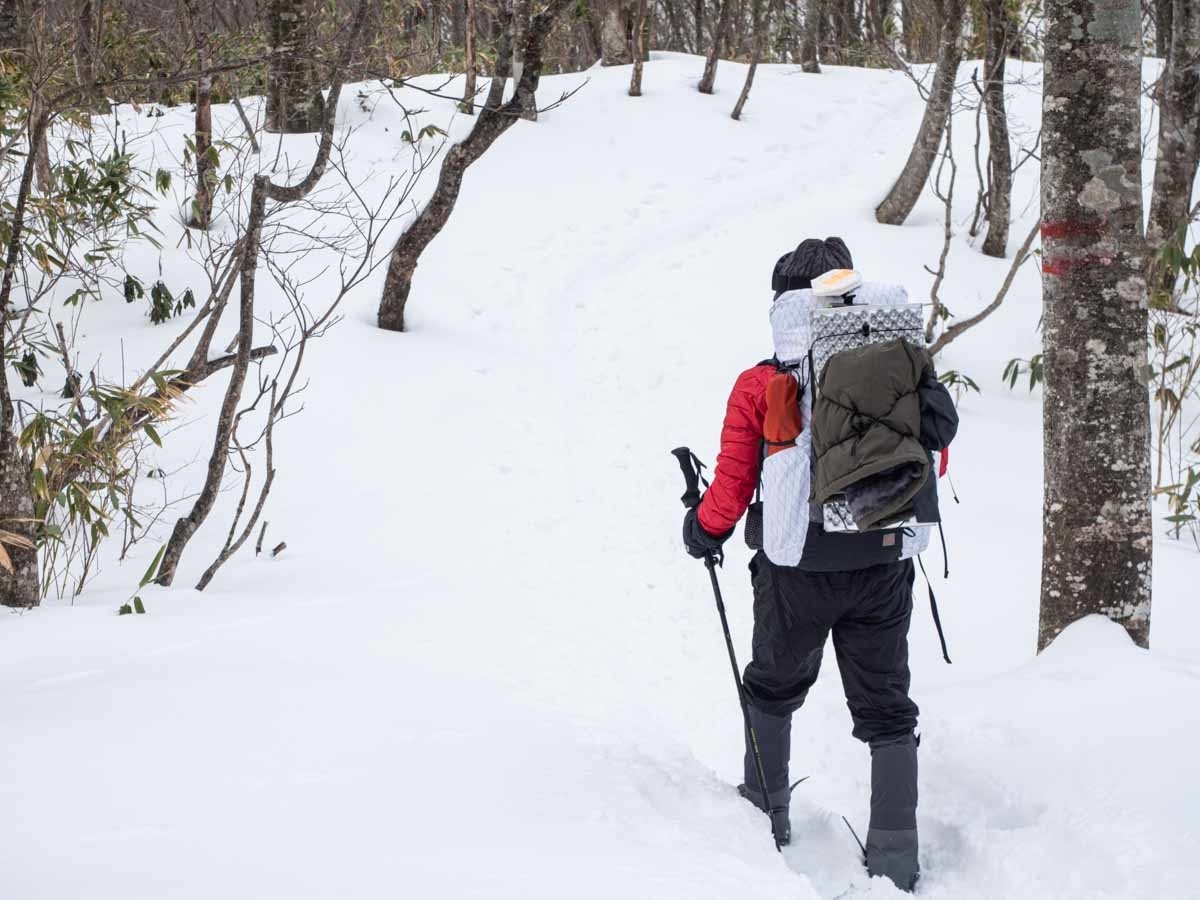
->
[809, 301, 926, 532]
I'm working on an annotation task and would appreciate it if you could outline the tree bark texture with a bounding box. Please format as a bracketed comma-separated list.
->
[1039, 0, 1152, 650]
[980, 0, 1011, 257]
[0, 0, 21, 53]
[630, 0, 648, 95]
[902, 0, 940, 62]
[1157, 0, 1175, 57]
[461, 0, 478, 113]
[1147, 0, 1200, 297]
[0, 113, 46, 608]
[731, 0, 766, 118]
[512, 0, 537, 119]
[600, 0, 634, 64]
[191, 44, 216, 228]
[376, 0, 576, 332]
[695, 0, 704, 52]
[800, 0, 821, 71]
[483, 2, 514, 109]
[698, 0, 735, 92]
[74, 0, 105, 110]
[265, 0, 325, 133]
[156, 181, 266, 586]
[875, 0, 964, 225]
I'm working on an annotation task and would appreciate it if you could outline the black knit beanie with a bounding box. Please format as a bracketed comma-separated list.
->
[771, 237, 854, 296]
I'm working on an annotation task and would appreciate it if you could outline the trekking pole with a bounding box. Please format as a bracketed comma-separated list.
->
[672, 447, 782, 853]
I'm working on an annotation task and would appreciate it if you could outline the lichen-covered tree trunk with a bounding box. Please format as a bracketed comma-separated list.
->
[512, 0, 537, 119]
[800, 0, 821, 71]
[875, 0, 964, 225]
[1039, 0, 1152, 650]
[698, 0, 735, 92]
[1146, 0, 1200, 298]
[191, 53, 215, 228]
[600, 0, 634, 64]
[980, 0, 1011, 257]
[265, 0, 325, 133]
[0, 433, 38, 608]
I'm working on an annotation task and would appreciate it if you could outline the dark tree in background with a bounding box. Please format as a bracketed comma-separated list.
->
[600, 0, 634, 64]
[980, 0, 1012, 257]
[800, 0, 821, 71]
[698, 0, 735, 92]
[1039, 0, 1152, 649]
[875, 0, 966, 225]
[376, 0, 577, 332]
[265, 0, 325, 133]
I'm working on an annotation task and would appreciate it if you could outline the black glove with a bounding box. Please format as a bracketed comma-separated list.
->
[682, 507, 732, 560]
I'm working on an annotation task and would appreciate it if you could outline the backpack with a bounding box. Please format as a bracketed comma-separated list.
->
[756, 272, 958, 662]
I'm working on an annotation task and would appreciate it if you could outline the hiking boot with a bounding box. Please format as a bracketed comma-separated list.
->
[865, 828, 919, 892]
[737, 782, 791, 846]
[866, 733, 919, 892]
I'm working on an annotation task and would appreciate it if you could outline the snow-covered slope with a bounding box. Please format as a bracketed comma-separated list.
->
[2, 54, 1198, 899]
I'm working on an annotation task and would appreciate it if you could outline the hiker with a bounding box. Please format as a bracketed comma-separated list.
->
[680, 237, 957, 892]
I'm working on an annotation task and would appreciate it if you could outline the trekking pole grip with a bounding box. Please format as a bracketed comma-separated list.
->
[671, 447, 702, 510]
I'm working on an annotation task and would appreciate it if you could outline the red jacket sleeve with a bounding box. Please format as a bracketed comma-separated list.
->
[697, 366, 770, 536]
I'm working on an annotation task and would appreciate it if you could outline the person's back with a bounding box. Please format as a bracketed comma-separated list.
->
[681, 237, 957, 892]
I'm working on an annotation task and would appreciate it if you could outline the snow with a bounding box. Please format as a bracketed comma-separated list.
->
[2, 53, 1199, 899]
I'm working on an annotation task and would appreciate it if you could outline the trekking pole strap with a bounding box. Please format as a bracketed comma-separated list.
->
[671, 446, 710, 510]
[917, 555, 952, 664]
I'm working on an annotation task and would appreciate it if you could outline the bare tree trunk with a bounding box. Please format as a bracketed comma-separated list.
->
[461, 0, 478, 113]
[0, 0, 20, 51]
[74, 0, 105, 111]
[800, 0, 821, 70]
[191, 69, 214, 227]
[630, 0, 648, 95]
[980, 0, 1011, 256]
[1039, 0, 1151, 650]
[601, 0, 634, 64]
[1157, 0, 1175, 57]
[265, 0, 325, 133]
[695, 0, 704, 52]
[157, 182, 266, 586]
[1147, 0, 1200, 298]
[186, 0, 216, 230]
[29, 93, 53, 194]
[698, 0, 734, 92]
[731, 0, 765, 118]
[377, 0, 576, 332]
[0, 114, 47, 608]
[875, 0, 964, 225]
[512, 0, 538, 120]
[901, 0, 939, 62]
